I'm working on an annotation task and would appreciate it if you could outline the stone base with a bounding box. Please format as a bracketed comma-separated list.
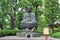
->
[16, 32, 40, 38]
[20, 23, 38, 29]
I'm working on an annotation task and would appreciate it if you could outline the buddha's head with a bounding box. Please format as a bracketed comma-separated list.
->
[27, 6, 32, 13]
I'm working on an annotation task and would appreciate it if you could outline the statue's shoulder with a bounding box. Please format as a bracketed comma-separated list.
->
[24, 13, 28, 15]
[31, 13, 35, 15]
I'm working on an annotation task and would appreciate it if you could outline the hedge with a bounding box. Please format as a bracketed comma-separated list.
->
[52, 32, 60, 39]
[0, 29, 22, 37]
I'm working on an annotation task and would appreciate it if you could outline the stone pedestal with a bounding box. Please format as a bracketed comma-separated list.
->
[16, 32, 40, 38]
[20, 23, 38, 29]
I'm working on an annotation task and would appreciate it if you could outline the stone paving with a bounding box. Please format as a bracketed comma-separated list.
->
[0, 36, 60, 40]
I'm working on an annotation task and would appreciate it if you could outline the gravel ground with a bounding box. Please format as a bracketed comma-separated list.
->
[0, 36, 60, 40]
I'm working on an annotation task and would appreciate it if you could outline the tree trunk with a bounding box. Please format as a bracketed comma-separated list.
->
[0, 15, 4, 30]
[8, 14, 16, 29]
[11, 16, 15, 29]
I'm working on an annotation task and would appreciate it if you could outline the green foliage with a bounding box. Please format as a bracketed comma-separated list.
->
[0, 0, 13, 29]
[54, 27, 60, 33]
[0, 0, 43, 29]
[16, 12, 23, 28]
[52, 32, 60, 38]
[0, 29, 22, 37]
[45, 0, 59, 24]
[37, 14, 47, 33]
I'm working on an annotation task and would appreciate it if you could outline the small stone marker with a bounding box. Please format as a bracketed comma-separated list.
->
[43, 27, 49, 35]
[43, 27, 49, 40]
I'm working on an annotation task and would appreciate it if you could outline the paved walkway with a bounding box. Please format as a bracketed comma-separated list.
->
[0, 36, 60, 40]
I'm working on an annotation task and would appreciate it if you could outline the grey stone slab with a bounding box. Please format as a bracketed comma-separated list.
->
[16, 32, 26, 37]
[16, 32, 40, 38]
[0, 36, 60, 40]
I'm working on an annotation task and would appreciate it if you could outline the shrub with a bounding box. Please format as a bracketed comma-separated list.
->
[54, 27, 60, 33]
[0, 29, 22, 37]
[52, 32, 60, 38]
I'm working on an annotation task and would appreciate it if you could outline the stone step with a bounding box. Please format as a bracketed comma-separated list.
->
[0, 36, 60, 40]
[16, 32, 40, 38]
[0, 38, 55, 40]
[0, 39, 43, 40]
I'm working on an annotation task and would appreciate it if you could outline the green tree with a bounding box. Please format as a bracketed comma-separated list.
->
[45, 0, 59, 24]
